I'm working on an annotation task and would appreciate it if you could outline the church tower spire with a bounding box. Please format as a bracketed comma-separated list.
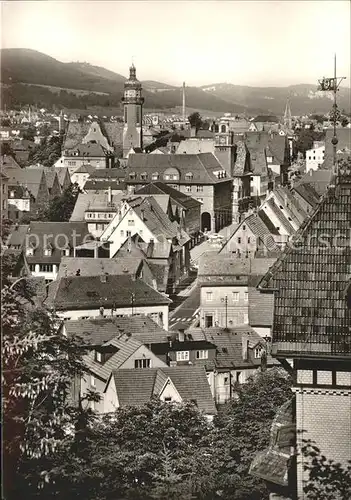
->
[284, 97, 292, 130]
[122, 62, 144, 158]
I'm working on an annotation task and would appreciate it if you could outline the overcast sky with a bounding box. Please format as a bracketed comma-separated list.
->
[1, 1, 350, 87]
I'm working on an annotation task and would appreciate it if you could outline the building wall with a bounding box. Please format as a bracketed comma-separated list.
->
[71, 171, 91, 190]
[252, 326, 272, 338]
[1, 176, 9, 219]
[159, 379, 182, 402]
[55, 156, 107, 175]
[211, 368, 259, 404]
[104, 377, 119, 413]
[200, 284, 249, 328]
[214, 181, 232, 230]
[220, 223, 259, 256]
[294, 366, 351, 499]
[28, 263, 59, 281]
[306, 145, 325, 173]
[57, 304, 169, 330]
[119, 345, 167, 369]
[81, 372, 106, 413]
[102, 206, 156, 258]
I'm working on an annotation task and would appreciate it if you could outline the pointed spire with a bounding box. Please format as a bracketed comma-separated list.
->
[129, 62, 136, 79]
[284, 97, 292, 130]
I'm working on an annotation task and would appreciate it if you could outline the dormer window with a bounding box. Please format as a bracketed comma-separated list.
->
[129, 172, 136, 180]
[95, 351, 102, 363]
[44, 245, 53, 256]
[26, 247, 34, 257]
[10, 190, 15, 198]
[267, 156, 273, 163]
[254, 346, 263, 359]
[185, 172, 193, 180]
[140, 172, 148, 180]
[152, 172, 159, 181]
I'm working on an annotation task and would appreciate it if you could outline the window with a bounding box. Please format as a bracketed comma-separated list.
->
[238, 237, 241, 244]
[186, 186, 192, 192]
[254, 347, 263, 359]
[242, 225, 246, 230]
[120, 230, 124, 237]
[232, 292, 239, 301]
[128, 219, 135, 226]
[44, 248, 52, 256]
[126, 230, 131, 237]
[185, 172, 193, 180]
[244, 313, 248, 324]
[236, 371, 241, 383]
[206, 291, 213, 301]
[29, 264, 36, 272]
[134, 358, 151, 368]
[244, 291, 248, 302]
[196, 185, 203, 192]
[39, 264, 53, 272]
[140, 172, 148, 180]
[68, 161, 76, 166]
[136, 106, 141, 125]
[176, 351, 189, 361]
[224, 376, 229, 385]
[95, 351, 102, 363]
[196, 350, 208, 360]
[91, 375, 95, 387]
[205, 314, 213, 328]
[164, 397, 172, 402]
[152, 173, 159, 180]
[266, 156, 273, 163]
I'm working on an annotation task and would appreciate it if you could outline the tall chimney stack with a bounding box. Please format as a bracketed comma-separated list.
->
[182, 82, 186, 123]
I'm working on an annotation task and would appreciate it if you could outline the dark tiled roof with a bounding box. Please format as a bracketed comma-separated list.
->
[259, 161, 351, 357]
[111, 365, 217, 415]
[90, 168, 125, 180]
[248, 287, 274, 327]
[296, 169, 333, 196]
[1, 155, 21, 170]
[7, 224, 29, 247]
[55, 167, 71, 187]
[26, 166, 59, 189]
[66, 143, 107, 157]
[187, 326, 275, 369]
[292, 183, 320, 210]
[198, 255, 276, 281]
[126, 153, 231, 184]
[25, 222, 91, 265]
[274, 186, 308, 225]
[57, 256, 143, 280]
[250, 398, 295, 486]
[84, 180, 125, 191]
[252, 116, 279, 123]
[64, 315, 170, 345]
[135, 181, 201, 209]
[46, 275, 171, 310]
[5, 168, 46, 199]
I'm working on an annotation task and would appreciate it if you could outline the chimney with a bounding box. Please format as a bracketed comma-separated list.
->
[178, 331, 185, 342]
[140, 208, 145, 221]
[108, 185, 112, 204]
[242, 335, 249, 361]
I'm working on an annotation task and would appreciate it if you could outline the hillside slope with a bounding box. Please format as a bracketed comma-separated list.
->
[1, 48, 350, 115]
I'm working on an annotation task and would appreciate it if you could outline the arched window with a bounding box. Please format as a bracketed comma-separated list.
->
[164, 167, 180, 181]
[152, 172, 159, 180]
[136, 106, 141, 125]
[221, 124, 227, 133]
[140, 172, 148, 180]
[185, 172, 193, 180]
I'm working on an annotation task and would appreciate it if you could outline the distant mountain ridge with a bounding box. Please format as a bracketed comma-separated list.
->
[1, 48, 350, 115]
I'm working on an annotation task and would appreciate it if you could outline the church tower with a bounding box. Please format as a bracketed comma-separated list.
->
[284, 96, 292, 130]
[122, 64, 144, 158]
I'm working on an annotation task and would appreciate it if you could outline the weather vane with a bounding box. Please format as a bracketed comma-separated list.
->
[318, 55, 346, 175]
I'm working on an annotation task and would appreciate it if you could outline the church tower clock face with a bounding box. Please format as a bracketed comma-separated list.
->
[126, 89, 136, 98]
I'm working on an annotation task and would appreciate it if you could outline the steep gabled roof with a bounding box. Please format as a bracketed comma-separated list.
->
[259, 160, 351, 357]
[110, 366, 217, 415]
[292, 183, 320, 210]
[5, 168, 47, 199]
[296, 169, 333, 197]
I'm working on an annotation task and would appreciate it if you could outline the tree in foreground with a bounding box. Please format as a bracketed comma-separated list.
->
[2, 282, 89, 499]
[188, 112, 203, 131]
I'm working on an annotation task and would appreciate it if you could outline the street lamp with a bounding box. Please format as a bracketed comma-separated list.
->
[221, 295, 228, 329]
